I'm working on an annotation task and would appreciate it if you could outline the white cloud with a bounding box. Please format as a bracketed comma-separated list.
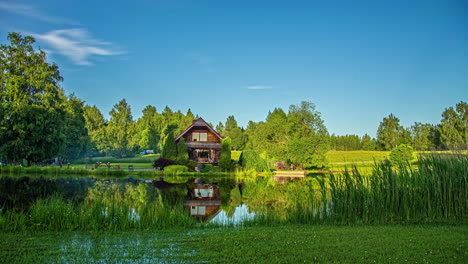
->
[0, 1, 78, 25]
[247, 85, 272, 90]
[32, 29, 124, 65]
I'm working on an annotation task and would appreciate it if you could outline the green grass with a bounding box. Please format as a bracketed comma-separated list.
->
[327, 150, 390, 164]
[0, 225, 466, 263]
[71, 154, 160, 164]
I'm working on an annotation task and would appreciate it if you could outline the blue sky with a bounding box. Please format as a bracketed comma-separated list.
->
[1, 0, 467, 136]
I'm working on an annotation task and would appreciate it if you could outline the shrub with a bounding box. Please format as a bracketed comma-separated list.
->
[153, 158, 173, 170]
[164, 165, 189, 175]
[389, 144, 414, 166]
[239, 150, 270, 172]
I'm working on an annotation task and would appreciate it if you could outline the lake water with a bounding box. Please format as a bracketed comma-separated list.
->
[0, 175, 323, 225]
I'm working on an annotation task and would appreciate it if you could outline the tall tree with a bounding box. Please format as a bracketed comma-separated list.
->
[161, 130, 177, 161]
[0, 33, 66, 164]
[175, 137, 189, 165]
[438, 106, 465, 150]
[248, 102, 329, 168]
[107, 99, 133, 157]
[59, 94, 89, 162]
[410, 122, 433, 151]
[83, 105, 109, 155]
[377, 114, 407, 150]
[456, 101, 468, 150]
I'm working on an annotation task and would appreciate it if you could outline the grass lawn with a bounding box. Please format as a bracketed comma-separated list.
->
[1, 225, 466, 263]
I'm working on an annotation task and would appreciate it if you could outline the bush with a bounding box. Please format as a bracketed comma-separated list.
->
[239, 150, 270, 172]
[201, 164, 222, 173]
[153, 158, 173, 170]
[389, 144, 414, 166]
[164, 165, 189, 174]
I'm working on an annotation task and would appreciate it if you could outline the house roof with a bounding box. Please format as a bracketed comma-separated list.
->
[175, 117, 223, 141]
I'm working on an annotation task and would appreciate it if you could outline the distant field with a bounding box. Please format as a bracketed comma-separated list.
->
[327, 151, 390, 164]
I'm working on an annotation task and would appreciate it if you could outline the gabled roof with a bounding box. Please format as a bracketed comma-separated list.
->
[175, 117, 223, 141]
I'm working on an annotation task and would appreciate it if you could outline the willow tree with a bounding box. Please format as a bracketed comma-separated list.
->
[0, 33, 66, 164]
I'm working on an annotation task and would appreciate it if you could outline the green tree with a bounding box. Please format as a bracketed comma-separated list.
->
[59, 94, 89, 162]
[175, 137, 189, 165]
[161, 130, 177, 161]
[377, 114, 407, 150]
[219, 137, 233, 171]
[456, 101, 468, 150]
[107, 99, 134, 157]
[247, 101, 329, 168]
[0, 33, 66, 164]
[238, 150, 269, 172]
[360, 134, 377, 150]
[410, 122, 433, 151]
[438, 106, 465, 150]
[83, 105, 109, 155]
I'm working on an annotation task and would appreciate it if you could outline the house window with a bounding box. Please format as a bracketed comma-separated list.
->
[192, 132, 207, 142]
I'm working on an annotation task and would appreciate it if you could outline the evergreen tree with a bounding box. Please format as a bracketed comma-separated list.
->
[175, 137, 189, 165]
[107, 99, 133, 157]
[83, 105, 109, 155]
[161, 131, 177, 161]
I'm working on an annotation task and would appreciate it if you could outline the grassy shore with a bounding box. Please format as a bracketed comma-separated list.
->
[1, 224, 466, 263]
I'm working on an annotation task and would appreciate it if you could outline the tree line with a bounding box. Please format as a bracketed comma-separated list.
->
[1, 33, 467, 168]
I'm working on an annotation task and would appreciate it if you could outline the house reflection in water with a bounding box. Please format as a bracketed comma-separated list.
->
[185, 183, 221, 220]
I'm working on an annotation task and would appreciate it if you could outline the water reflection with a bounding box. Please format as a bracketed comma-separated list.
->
[0, 175, 322, 226]
[185, 183, 221, 220]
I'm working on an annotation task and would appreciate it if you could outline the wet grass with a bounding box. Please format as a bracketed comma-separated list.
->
[0, 224, 466, 263]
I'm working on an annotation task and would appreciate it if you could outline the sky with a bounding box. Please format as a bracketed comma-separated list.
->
[1, 0, 467, 137]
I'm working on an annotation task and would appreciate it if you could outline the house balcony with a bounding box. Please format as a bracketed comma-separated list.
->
[186, 142, 221, 149]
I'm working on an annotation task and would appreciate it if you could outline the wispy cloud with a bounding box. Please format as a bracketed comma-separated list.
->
[0, 1, 78, 25]
[247, 85, 272, 90]
[32, 29, 124, 65]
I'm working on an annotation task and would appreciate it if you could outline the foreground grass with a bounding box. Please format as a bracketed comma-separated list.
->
[0, 225, 466, 263]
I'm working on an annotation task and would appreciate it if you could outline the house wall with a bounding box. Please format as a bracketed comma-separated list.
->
[183, 128, 220, 143]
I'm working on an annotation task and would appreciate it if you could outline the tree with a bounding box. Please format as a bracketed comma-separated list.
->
[0, 33, 66, 164]
[131, 105, 159, 152]
[438, 106, 465, 150]
[377, 114, 407, 150]
[161, 130, 177, 161]
[247, 101, 329, 168]
[59, 94, 89, 162]
[107, 99, 133, 157]
[175, 137, 189, 165]
[83, 105, 109, 155]
[410, 122, 433, 151]
[456, 101, 468, 150]
[360, 134, 377, 150]
[219, 137, 233, 171]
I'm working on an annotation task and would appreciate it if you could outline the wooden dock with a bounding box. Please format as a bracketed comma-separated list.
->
[273, 171, 307, 178]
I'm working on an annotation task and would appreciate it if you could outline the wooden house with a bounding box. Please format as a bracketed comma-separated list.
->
[175, 117, 223, 164]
